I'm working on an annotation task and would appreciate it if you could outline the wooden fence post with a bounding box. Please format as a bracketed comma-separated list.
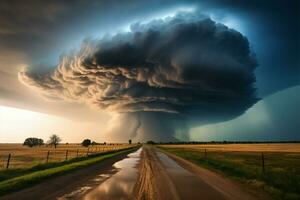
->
[6, 153, 11, 169]
[86, 148, 89, 156]
[261, 152, 265, 174]
[204, 149, 207, 159]
[46, 151, 50, 163]
[65, 150, 69, 161]
[76, 149, 79, 158]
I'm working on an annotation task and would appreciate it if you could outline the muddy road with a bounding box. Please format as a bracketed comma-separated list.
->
[2, 146, 261, 200]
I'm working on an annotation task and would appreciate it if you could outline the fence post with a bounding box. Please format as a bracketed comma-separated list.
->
[46, 151, 50, 163]
[261, 152, 265, 174]
[204, 149, 207, 159]
[76, 149, 79, 158]
[65, 150, 69, 161]
[6, 153, 11, 169]
[86, 148, 89, 156]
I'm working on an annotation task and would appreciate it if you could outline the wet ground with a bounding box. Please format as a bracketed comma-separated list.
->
[58, 148, 142, 200]
[155, 151, 227, 199]
[2, 146, 260, 200]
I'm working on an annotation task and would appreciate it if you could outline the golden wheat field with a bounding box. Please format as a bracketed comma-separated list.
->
[0, 143, 135, 169]
[160, 143, 300, 153]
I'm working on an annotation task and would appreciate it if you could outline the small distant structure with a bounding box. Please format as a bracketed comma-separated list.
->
[129, 139, 132, 144]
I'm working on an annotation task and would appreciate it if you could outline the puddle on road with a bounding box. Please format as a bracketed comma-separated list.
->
[156, 151, 228, 200]
[156, 151, 192, 176]
[82, 147, 142, 200]
[58, 148, 142, 200]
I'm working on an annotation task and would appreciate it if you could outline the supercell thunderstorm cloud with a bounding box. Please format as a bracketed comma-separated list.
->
[19, 13, 258, 142]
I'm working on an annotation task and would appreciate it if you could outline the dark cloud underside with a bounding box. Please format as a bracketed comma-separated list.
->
[20, 13, 258, 116]
[19, 13, 259, 140]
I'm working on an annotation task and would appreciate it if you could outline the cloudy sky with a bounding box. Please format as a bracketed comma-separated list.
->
[0, 0, 299, 143]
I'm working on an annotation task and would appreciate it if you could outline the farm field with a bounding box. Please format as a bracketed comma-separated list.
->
[160, 143, 300, 152]
[0, 143, 135, 169]
[159, 144, 300, 200]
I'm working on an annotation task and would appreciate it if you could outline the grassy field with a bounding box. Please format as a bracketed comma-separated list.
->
[159, 144, 300, 200]
[0, 147, 138, 195]
[0, 143, 134, 169]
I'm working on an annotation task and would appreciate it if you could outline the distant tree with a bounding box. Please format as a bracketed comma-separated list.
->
[37, 138, 44, 146]
[91, 141, 98, 146]
[48, 134, 61, 148]
[129, 139, 132, 144]
[23, 138, 44, 147]
[82, 139, 91, 147]
[103, 142, 106, 145]
[147, 140, 155, 144]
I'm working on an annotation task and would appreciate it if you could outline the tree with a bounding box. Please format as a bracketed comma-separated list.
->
[37, 138, 44, 146]
[82, 139, 91, 147]
[23, 138, 44, 147]
[146, 140, 155, 144]
[91, 141, 99, 145]
[48, 134, 61, 148]
[129, 139, 132, 144]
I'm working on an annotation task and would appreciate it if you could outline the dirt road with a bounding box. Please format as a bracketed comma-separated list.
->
[134, 145, 259, 200]
[2, 146, 262, 200]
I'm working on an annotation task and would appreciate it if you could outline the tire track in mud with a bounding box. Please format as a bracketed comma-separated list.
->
[133, 145, 179, 200]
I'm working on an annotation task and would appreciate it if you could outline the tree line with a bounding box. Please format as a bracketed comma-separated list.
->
[23, 134, 61, 148]
[23, 135, 133, 148]
[154, 140, 300, 145]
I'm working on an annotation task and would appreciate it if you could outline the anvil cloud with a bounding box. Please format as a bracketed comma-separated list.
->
[19, 13, 258, 141]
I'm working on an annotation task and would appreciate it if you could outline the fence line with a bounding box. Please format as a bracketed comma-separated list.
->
[261, 152, 265, 173]
[6, 153, 11, 169]
[46, 151, 50, 163]
[1, 144, 135, 169]
[199, 148, 267, 174]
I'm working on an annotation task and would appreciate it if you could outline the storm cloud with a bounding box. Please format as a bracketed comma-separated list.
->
[19, 13, 258, 141]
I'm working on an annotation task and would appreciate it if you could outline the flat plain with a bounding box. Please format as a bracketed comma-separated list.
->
[159, 143, 300, 152]
[159, 143, 300, 200]
[0, 143, 133, 169]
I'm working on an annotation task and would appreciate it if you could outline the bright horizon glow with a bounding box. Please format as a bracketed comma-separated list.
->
[0, 106, 106, 143]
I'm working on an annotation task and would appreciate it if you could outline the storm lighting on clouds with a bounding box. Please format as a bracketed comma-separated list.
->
[0, 0, 298, 142]
[19, 12, 258, 141]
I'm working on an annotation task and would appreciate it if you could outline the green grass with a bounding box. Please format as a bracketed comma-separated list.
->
[159, 146, 300, 200]
[0, 147, 138, 195]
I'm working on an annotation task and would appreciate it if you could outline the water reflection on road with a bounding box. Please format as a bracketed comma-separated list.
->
[82, 148, 142, 200]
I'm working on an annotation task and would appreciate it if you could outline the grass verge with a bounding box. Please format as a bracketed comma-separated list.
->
[0, 147, 138, 195]
[159, 146, 300, 200]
